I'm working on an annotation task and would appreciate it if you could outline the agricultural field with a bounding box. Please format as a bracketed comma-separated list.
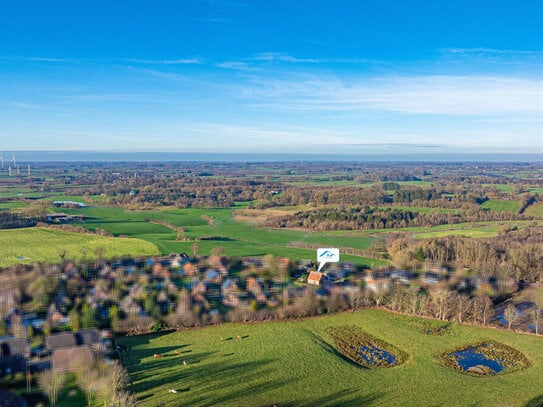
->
[387, 205, 459, 214]
[482, 184, 514, 193]
[529, 187, 543, 195]
[0, 201, 29, 210]
[410, 221, 541, 239]
[480, 199, 521, 213]
[0, 227, 159, 267]
[118, 309, 543, 407]
[525, 203, 543, 217]
[60, 205, 387, 267]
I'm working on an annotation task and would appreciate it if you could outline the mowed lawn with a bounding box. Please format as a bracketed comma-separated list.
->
[118, 309, 543, 407]
[0, 228, 159, 267]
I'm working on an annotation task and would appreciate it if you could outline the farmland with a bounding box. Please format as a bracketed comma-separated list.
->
[63, 205, 386, 267]
[0, 161, 542, 270]
[118, 308, 543, 407]
[0, 227, 159, 267]
[1, 160, 543, 406]
[480, 199, 521, 213]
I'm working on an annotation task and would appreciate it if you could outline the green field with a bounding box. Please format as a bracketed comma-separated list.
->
[0, 228, 160, 267]
[388, 205, 459, 214]
[482, 183, 514, 193]
[410, 220, 543, 239]
[0, 201, 30, 210]
[480, 200, 521, 213]
[525, 203, 543, 217]
[60, 205, 387, 267]
[118, 309, 543, 406]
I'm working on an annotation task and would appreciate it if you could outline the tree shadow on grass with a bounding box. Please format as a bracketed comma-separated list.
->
[127, 350, 214, 382]
[117, 331, 180, 348]
[133, 357, 289, 406]
[525, 395, 543, 407]
[292, 388, 382, 407]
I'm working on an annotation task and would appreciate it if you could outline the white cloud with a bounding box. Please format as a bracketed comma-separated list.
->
[242, 74, 543, 116]
[126, 58, 203, 65]
[215, 61, 259, 71]
[441, 47, 543, 58]
[251, 52, 382, 65]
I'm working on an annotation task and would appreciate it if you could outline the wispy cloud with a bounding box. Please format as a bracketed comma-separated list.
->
[252, 52, 381, 65]
[186, 123, 355, 147]
[241, 74, 543, 116]
[137, 68, 189, 81]
[125, 58, 203, 65]
[215, 61, 259, 71]
[253, 52, 321, 63]
[0, 56, 72, 63]
[442, 47, 543, 58]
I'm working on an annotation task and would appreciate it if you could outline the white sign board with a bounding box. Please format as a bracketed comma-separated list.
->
[316, 248, 340, 272]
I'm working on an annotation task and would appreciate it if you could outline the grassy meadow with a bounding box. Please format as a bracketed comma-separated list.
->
[118, 309, 543, 407]
[60, 205, 387, 267]
[525, 203, 543, 217]
[480, 199, 521, 213]
[0, 228, 159, 267]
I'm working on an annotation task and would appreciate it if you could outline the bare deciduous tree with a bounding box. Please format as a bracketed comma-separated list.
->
[38, 370, 66, 407]
[503, 304, 518, 330]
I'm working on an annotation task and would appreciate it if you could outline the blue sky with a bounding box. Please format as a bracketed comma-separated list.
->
[1, 0, 542, 154]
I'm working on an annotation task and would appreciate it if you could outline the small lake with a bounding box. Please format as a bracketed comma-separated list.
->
[356, 344, 397, 366]
[452, 346, 504, 373]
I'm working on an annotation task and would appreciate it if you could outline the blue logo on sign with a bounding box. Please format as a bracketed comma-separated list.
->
[319, 250, 336, 258]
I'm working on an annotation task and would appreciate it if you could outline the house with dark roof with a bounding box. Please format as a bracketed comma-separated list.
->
[0, 338, 29, 357]
[46, 332, 76, 353]
[365, 271, 391, 293]
[75, 329, 102, 352]
[52, 345, 93, 373]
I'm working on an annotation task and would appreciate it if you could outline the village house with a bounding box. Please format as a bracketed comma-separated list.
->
[75, 328, 102, 352]
[0, 337, 29, 358]
[364, 271, 391, 293]
[221, 278, 240, 307]
[46, 303, 69, 326]
[120, 296, 143, 317]
[390, 270, 417, 285]
[46, 332, 76, 354]
[421, 272, 442, 286]
[183, 262, 199, 277]
[52, 345, 93, 373]
[307, 271, 324, 285]
[246, 277, 267, 303]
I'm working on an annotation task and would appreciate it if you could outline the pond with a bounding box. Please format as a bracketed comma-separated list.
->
[452, 346, 504, 374]
[356, 344, 397, 366]
[329, 326, 407, 369]
[443, 341, 529, 375]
